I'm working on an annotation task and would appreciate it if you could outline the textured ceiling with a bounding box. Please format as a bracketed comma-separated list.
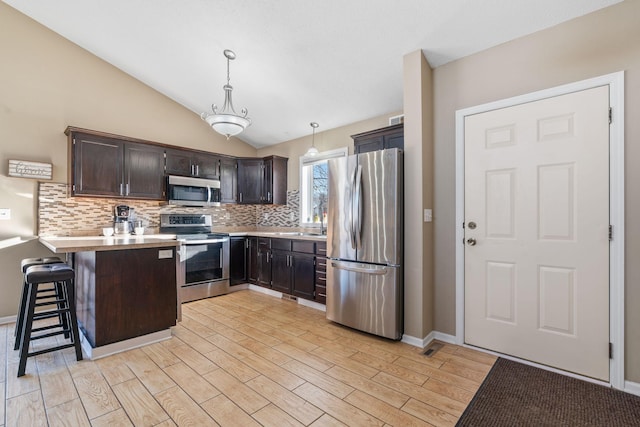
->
[3, 0, 622, 148]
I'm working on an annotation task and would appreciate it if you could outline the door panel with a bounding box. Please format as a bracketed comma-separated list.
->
[327, 155, 356, 261]
[464, 86, 610, 381]
[326, 260, 402, 340]
[356, 149, 402, 265]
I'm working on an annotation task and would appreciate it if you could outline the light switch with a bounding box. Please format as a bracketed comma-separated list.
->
[0, 209, 10, 220]
[424, 209, 432, 223]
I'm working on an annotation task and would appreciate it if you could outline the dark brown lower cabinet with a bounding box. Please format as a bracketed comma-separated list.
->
[291, 252, 315, 300]
[270, 249, 291, 293]
[74, 247, 177, 347]
[270, 239, 316, 298]
[247, 237, 258, 284]
[257, 238, 272, 288]
[229, 237, 247, 285]
[315, 241, 327, 304]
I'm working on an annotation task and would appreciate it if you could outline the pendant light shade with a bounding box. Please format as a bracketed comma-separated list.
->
[201, 49, 251, 139]
[306, 122, 319, 156]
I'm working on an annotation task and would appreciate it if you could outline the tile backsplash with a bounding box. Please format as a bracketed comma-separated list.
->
[38, 183, 300, 236]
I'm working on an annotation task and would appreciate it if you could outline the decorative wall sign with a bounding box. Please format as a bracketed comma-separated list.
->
[8, 160, 52, 180]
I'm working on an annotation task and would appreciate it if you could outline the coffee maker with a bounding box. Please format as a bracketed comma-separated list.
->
[114, 205, 135, 235]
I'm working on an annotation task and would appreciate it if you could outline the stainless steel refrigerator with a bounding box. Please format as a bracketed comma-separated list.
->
[326, 148, 403, 340]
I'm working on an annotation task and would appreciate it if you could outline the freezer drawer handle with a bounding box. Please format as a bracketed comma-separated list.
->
[330, 261, 387, 275]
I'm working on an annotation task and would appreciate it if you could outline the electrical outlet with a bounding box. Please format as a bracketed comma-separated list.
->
[424, 209, 432, 223]
[0, 209, 10, 220]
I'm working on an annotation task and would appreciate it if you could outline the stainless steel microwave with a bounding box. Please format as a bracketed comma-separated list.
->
[167, 175, 221, 207]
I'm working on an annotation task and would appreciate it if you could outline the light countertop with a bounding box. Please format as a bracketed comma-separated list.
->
[39, 234, 180, 253]
[211, 227, 327, 241]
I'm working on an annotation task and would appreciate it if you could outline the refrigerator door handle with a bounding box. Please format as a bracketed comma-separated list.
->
[349, 166, 357, 250]
[354, 164, 363, 250]
[330, 261, 387, 275]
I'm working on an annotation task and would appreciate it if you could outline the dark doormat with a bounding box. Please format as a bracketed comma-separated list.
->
[456, 358, 640, 426]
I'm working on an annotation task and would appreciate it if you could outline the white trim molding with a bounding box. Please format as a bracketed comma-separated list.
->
[0, 315, 17, 326]
[402, 331, 457, 348]
[401, 333, 429, 348]
[455, 71, 625, 390]
[625, 381, 640, 397]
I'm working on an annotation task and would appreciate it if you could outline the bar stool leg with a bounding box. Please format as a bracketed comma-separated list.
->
[17, 282, 38, 377]
[13, 281, 29, 351]
[65, 278, 83, 361]
[56, 281, 70, 339]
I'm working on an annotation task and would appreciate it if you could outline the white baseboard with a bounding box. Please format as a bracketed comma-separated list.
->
[248, 284, 282, 298]
[401, 333, 430, 348]
[432, 331, 457, 345]
[247, 285, 327, 312]
[402, 330, 457, 349]
[298, 298, 326, 312]
[625, 380, 640, 397]
[80, 328, 171, 360]
[0, 315, 17, 326]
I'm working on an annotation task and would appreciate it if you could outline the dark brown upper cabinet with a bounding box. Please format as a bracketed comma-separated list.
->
[67, 128, 165, 200]
[219, 157, 238, 204]
[237, 156, 287, 205]
[66, 126, 288, 204]
[352, 123, 404, 154]
[166, 148, 220, 180]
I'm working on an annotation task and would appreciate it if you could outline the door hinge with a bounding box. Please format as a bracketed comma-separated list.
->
[609, 342, 613, 359]
[609, 225, 613, 241]
[609, 107, 613, 124]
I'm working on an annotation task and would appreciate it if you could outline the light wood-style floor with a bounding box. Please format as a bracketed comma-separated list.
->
[1, 289, 496, 426]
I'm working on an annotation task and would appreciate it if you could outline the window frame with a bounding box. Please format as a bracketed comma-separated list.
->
[299, 147, 348, 227]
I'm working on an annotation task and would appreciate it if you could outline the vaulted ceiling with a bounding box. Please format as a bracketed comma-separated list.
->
[3, 0, 622, 147]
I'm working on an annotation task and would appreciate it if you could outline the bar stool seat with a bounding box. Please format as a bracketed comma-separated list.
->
[14, 257, 65, 351]
[17, 263, 83, 377]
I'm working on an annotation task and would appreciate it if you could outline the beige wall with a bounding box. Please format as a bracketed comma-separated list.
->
[0, 3, 256, 318]
[256, 113, 400, 191]
[402, 51, 434, 339]
[432, 1, 640, 381]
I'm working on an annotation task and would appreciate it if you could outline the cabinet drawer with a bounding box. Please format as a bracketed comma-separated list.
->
[315, 258, 327, 272]
[258, 237, 271, 249]
[271, 238, 292, 251]
[315, 271, 326, 283]
[315, 284, 327, 304]
[292, 240, 314, 254]
[315, 241, 327, 256]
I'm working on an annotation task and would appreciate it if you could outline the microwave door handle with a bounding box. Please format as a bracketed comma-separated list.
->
[207, 186, 212, 203]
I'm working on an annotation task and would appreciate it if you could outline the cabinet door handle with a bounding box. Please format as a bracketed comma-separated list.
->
[239, 192, 243, 202]
[195, 164, 199, 176]
[119, 183, 124, 196]
[126, 183, 130, 196]
[267, 192, 271, 202]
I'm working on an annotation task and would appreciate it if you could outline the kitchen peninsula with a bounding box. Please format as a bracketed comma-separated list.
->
[39, 235, 180, 359]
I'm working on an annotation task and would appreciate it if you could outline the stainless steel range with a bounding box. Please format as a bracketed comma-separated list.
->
[160, 214, 229, 303]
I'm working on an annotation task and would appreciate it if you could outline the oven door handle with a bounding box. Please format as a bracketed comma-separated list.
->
[181, 238, 229, 245]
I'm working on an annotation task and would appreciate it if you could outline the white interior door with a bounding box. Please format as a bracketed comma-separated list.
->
[464, 86, 610, 381]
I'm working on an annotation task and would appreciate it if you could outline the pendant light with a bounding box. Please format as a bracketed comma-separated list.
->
[201, 49, 251, 139]
[306, 122, 319, 156]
